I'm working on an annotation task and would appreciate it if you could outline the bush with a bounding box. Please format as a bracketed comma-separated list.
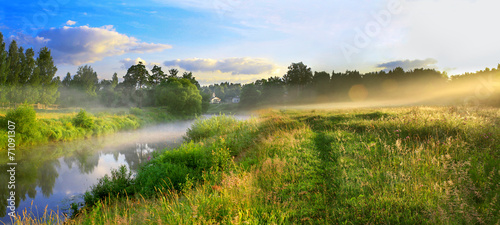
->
[73, 109, 95, 130]
[5, 104, 38, 135]
[135, 159, 194, 197]
[185, 115, 240, 142]
[83, 165, 134, 206]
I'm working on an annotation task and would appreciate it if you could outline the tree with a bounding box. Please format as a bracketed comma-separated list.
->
[150, 65, 164, 85]
[168, 68, 179, 78]
[240, 83, 261, 108]
[19, 48, 36, 85]
[62, 73, 72, 87]
[312, 71, 330, 95]
[111, 73, 119, 88]
[36, 47, 57, 85]
[283, 62, 313, 98]
[182, 71, 200, 89]
[7, 40, 21, 85]
[0, 32, 8, 85]
[123, 62, 150, 89]
[283, 62, 313, 86]
[73, 65, 99, 96]
[261, 76, 285, 104]
[155, 77, 202, 115]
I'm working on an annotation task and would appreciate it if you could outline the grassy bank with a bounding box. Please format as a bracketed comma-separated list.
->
[0, 105, 182, 155]
[15, 106, 500, 224]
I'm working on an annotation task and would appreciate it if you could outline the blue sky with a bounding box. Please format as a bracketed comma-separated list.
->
[1, 0, 499, 85]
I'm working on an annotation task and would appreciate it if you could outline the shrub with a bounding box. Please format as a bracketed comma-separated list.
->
[135, 160, 194, 197]
[83, 165, 134, 206]
[73, 109, 95, 130]
[185, 115, 240, 142]
[5, 104, 38, 135]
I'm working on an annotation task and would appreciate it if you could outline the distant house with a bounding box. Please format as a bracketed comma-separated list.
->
[210, 97, 221, 104]
[232, 96, 240, 103]
[210, 93, 221, 104]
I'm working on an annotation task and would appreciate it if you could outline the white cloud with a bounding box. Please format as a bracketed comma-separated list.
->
[163, 57, 277, 75]
[21, 25, 171, 65]
[120, 57, 147, 70]
[65, 20, 77, 26]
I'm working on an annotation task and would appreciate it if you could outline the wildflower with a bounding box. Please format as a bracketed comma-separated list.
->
[147, 155, 151, 161]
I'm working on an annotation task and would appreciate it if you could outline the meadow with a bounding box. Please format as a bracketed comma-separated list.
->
[9, 106, 500, 224]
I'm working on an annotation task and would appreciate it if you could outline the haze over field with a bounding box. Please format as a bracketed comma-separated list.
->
[1, 0, 499, 85]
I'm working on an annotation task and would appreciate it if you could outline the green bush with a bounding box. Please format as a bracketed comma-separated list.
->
[135, 159, 194, 197]
[84, 165, 134, 206]
[5, 104, 38, 135]
[185, 115, 240, 142]
[73, 109, 95, 130]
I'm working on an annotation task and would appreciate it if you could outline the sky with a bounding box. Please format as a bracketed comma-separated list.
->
[0, 0, 499, 85]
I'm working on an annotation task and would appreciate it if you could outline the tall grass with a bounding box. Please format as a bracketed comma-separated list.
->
[15, 106, 499, 224]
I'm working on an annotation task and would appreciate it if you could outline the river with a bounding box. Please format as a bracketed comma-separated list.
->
[0, 115, 249, 224]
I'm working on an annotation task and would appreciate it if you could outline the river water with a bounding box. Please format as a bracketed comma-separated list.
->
[0, 116, 229, 224]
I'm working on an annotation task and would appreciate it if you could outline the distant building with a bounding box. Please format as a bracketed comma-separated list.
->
[210, 93, 221, 104]
[232, 96, 240, 103]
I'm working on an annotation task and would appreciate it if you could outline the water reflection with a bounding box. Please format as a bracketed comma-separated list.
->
[0, 120, 194, 223]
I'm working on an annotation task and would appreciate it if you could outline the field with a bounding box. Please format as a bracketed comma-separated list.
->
[11, 106, 500, 224]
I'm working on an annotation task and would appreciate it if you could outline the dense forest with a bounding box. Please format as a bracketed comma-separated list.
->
[0, 31, 498, 113]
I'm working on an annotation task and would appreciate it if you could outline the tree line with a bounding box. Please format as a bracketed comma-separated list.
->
[59, 62, 208, 115]
[0, 33, 59, 105]
[237, 62, 500, 107]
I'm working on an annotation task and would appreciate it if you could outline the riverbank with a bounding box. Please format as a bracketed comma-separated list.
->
[58, 106, 498, 224]
[0, 106, 188, 160]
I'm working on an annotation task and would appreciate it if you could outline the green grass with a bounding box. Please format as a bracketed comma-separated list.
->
[12, 106, 500, 224]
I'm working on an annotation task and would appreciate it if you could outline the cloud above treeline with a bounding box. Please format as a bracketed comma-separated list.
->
[376, 58, 438, 71]
[163, 57, 277, 75]
[120, 57, 148, 70]
[17, 25, 171, 65]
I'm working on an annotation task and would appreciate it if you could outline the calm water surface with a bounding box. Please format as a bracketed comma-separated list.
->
[0, 115, 249, 224]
